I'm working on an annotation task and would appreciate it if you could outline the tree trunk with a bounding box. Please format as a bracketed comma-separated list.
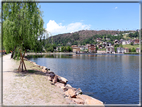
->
[21, 62, 23, 72]
[11, 47, 16, 59]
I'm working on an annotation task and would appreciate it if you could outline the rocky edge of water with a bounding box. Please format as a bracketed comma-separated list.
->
[24, 58, 104, 106]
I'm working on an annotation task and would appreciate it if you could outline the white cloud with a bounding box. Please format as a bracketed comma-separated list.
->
[46, 20, 91, 36]
[115, 7, 118, 9]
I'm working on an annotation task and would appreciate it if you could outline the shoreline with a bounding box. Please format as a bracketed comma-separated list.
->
[24, 54, 105, 106]
[25, 52, 139, 56]
[25, 52, 75, 56]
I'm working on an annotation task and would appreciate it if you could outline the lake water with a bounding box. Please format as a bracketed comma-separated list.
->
[27, 54, 139, 104]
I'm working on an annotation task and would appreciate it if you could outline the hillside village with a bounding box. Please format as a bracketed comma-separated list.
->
[54, 31, 140, 54]
[56, 38, 140, 54]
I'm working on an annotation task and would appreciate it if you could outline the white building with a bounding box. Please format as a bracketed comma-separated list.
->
[122, 40, 127, 45]
[79, 46, 85, 51]
[117, 47, 124, 53]
[106, 46, 115, 53]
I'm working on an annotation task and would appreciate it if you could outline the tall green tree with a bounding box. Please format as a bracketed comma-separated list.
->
[114, 47, 117, 53]
[61, 46, 65, 52]
[3, 1, 45, 58]
[66, 46, 72, 52]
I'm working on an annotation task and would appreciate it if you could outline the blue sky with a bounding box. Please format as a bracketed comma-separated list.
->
[38, 3, 139, 36]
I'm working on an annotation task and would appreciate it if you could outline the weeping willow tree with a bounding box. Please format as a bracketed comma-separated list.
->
[3, 1, 45, 59]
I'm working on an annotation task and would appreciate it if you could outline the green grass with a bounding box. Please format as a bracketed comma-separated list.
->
[123, 34, 139, 40]
[124, 52, 139, 54]
[123, 34, 131, 40]
[98, 48, 106, 51]
[122, 44, 139, 49]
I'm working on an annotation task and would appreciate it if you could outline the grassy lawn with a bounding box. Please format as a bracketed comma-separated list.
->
[123, 34, 131, 40]
[122, 44, 139, 49]
[123, 34, 139, 40]
[98, 48, 106, 51]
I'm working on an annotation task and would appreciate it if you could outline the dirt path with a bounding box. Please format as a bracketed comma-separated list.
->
[3, 54, 19, 92]
[3, 54, 75, 105]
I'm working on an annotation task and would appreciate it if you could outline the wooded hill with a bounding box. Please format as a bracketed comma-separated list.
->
[46, 30, 136, 46]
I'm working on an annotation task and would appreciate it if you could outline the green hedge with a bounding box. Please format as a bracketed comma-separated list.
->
[124, 52, 139, 54]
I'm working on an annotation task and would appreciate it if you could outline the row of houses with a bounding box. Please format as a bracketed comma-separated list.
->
[121, 39, 139, 45]
[71, 45, 140, 54]
[95, 38, 139, 47]
[106, 46, 140, 53]
[56, 38, 139, 52]
[71, 44, 96, 53]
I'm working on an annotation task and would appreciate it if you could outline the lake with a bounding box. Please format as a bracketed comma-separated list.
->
[27, 54, 139, 104]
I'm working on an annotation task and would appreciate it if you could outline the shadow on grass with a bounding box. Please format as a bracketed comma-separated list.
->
[13, 69, 47, 77]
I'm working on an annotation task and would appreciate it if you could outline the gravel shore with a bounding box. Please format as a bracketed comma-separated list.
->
[3, 54, 76, 105]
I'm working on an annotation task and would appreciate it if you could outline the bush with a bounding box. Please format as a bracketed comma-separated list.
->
[114, 47, 117, 53]
[114, 44, 119, 47]
[131, 42, 134, 45]
[131, 48, 136, 52]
